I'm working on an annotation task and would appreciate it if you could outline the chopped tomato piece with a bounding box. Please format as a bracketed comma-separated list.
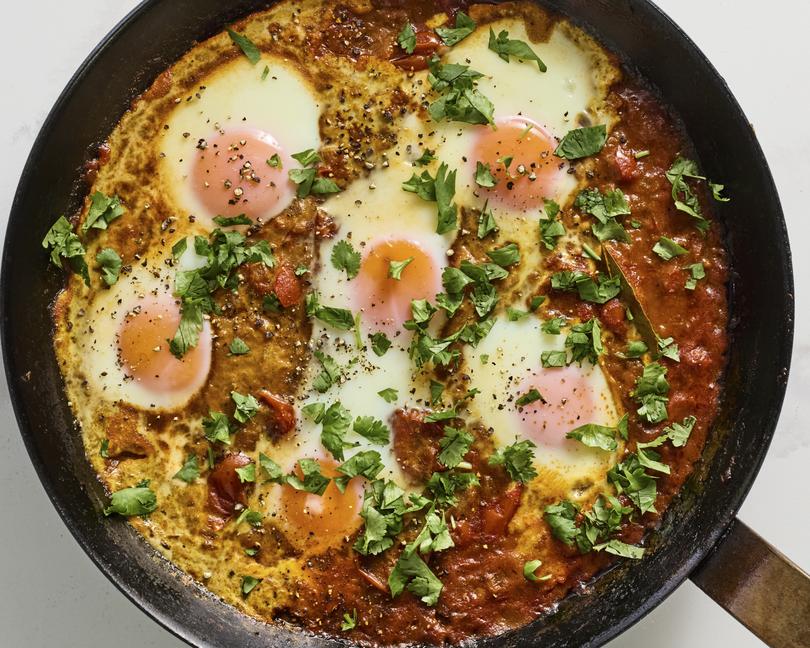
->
[482, 484, 523, 536]
[613, 147, 639, 181]
[274, 263, 302, 307]
[600, 298, 627, 336]
[258, 389, 297, 437]
[208, 452, 252, 524]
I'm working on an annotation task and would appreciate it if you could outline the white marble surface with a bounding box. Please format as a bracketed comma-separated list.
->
[0, 1, 806, 646]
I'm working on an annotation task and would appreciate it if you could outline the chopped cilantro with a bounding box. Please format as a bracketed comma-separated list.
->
[436, 11, 476, 46]
[427, 56, 494, 126]
[331, 240, 361, 279]
[377, 388, 398, 403]
[488, 28, 546, 71]
[173, 455, 200, 483]
[96, 248, 122, 286]
[231, 391, 259, 423]
[389, 257, 414, 280]
[653, 237, 688, 260]
[228, 337, 250, 356]
[103, 486, 157, 517]
[353, 416, 390, 444]
[486, 242, 520, 267]
[42, 216, 89, 286]
[488, 439, 537, 483]
[437, 426, 473, 468]
[83, 191, 124, 233]
[632, 362, 670, 424]
[227, 29, 261, 65]
[474, 161, 497, 187]
[320, 402, 355, 461]
[240, 575, 261, 598]
[555, 125, 608, 160]
[397, 23, 416, 54]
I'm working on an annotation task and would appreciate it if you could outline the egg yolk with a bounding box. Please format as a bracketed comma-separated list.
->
[354, 238, 442, 330]
[515, 366, 614, 449]
[279, 459, 364, 551]
[191, 127, 292, 220]
[117, 294, 212, 398]
[472, 116, 562, 211]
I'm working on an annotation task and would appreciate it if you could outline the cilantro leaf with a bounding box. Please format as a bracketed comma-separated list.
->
[566, 422, 619, 451]
[474, 161, 497, 187]
[369, 332, 391, 356]
[377, 388, 398, 404]
[229, 337, 250, 355]
[653, 237, 688, 261]
[666, 157, 710, 232]
[312, 350, 341, 393]
[235, 462, 256, 483]
[555, 125, 608, 160]
[488, 439, 537, 483]
[203, 411, 231, 444]
[104, 486, 157, 517]
[320, 402, 355, 461]
[335, 450, 385, 492]
[353, 416, 390, 444]
[516, 388, 545, 407]
[258, 453, 285, 482]
[540, 199, 565, 250]
[427, 57, 494, 126]
[240, 575, 261, 598]
[565, 318, 604, 365]
[486, 242, 520, 267]
[354, 479, 429, 556]
[173, 455, 200, 483]
[437, 426, 473, 468]
[95, 248, 122, 286]
[541, 316, 566, 335]
[286, 458, 331, 495]
[389, 257, 414, 280]
[657, 336, 680, 362]
[434, 163, 458, 234]
[544, 500, 580, 545]
[524, 559, 551, 582]
[632, 362, 670, 424]
[42, 216, 90, 286]
[83, 191, 124, 233]
[425, 470, 479, 507]
[213, 214, 252, 227]
[666, 416, 696, 447]
[231, 391, 259, 423]
[331, 240, 361, 279]
[436, 11, 476, 46]
[389, 548, 443, 606]
[478, 202, 498, 239]
[685, 262, 706, 290]
[541, 350, 567, 368]
[397, 23, 416, 53]
[608, 454, 658, 514]
[341, 609, 358, 632]
[551, 271, 620, 304]
[487, 28, 546, 71]
[227, 29, 261, 65]
[314, 305, 356, 330]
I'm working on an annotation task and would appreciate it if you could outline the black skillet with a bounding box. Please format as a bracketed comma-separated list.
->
[2, 0, 807, 646]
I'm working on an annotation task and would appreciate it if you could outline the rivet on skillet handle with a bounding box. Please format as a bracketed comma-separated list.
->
[690, 518, 810, 648]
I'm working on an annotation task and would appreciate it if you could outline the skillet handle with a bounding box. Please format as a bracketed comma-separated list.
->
[689, 518, 810, 648]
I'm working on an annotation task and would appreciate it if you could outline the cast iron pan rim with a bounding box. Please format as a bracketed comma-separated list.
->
[0, 0, 794, 646]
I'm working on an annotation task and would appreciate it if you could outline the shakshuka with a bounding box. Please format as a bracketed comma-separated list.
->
[45, 0, 729, 645]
